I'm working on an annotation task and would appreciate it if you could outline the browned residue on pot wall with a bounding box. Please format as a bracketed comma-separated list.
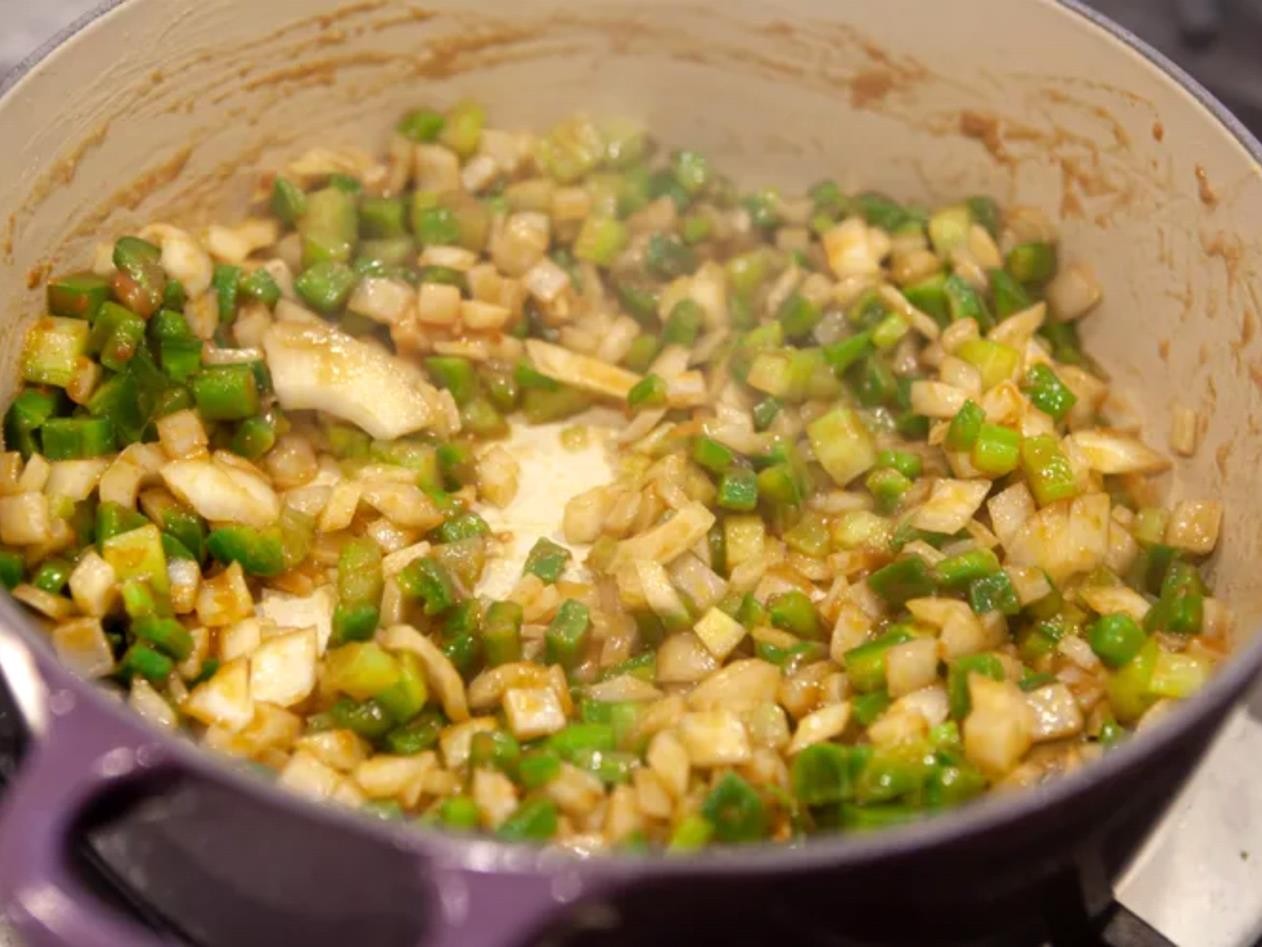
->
[1196, 164, 1218, 206]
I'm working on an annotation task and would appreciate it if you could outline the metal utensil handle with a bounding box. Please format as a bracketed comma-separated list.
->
[0, 681, 176, 947]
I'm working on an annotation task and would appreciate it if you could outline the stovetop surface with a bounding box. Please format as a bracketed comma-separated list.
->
[2, 2, 1262, 946]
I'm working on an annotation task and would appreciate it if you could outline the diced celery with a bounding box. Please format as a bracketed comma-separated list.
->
[807, 407, 876, 486]
[20, 317, 89, 388]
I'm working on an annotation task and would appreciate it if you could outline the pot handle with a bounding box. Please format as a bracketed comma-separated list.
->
[0, 679, 177, 947]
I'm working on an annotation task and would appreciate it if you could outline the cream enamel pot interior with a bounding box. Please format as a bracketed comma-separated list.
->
[1, 2, 1262, 946]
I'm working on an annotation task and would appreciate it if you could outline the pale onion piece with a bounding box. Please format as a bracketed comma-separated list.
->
[546, 763, 605, 817]
[64, 357, 101, 406]
[666, 372, 708, 409]
[317, 481, 362, 533]
[1066, 430, 1170, 475]
[278, 750, 343, 802]
[1058, 634, 1100, 672]
[636, 559, 690, 630]
[867, 699, 931, 747]
[678, 710, 751, 767]
[17, 455, 50, 492]
[908, 597, 996, 659]
[491, 212, 550, 277]
[381, 541, 432, 578]
[348, 277, 414, 325]
[829, 603, 874, 663]
[416, 282, 461, 326]
[979, 381, 1023, 423]
[12, 584, 74, 620]
[461, 300, 512, 332]
[966, 222, 1002, 268]
[787, 702, 852, 754]
[939, 356, 982, 397]
[988, 482, 1036, 548]
[911, 479, 991, 535]
[414, 143, 461, 192]
[1079, 584, 1151, 623]
[503, 686, 568, 741]
[523, 257, 571, 305]
[184, 658, 254, 733]
[686, 658, 782, 710]
[0, 492, 51, 545]
[258, 585, 334, 653]
[477, 445, 520, 509]
[156, 409, 209, 461]
[45, 459, 109, 502]
[1069, 492, 1111, 570]
[1165, 499, 1222, 555]
[168, 558, 201, 615]
[963, 676, 1034, 777]
[655, 631, 720, 685]
[612, 502, 715, 568]
[669, 554, 727, 614]
[68, 551, 117, 618]
[99, 443, 165, 509]
[329, 778, 366, 809]
[1046, 262, 1102, 321]
[741, 702, 791, 751]
[360, 481, 442, 530]
[897, 684, 950, 728]
[286, 144, 382, 186]
[563, 485, 613, 544]
[260, 259, 295, 300]
[692, 607, 748, 661]
[130, 677, 177, 730]
[174, 625, 209, 681]
[604, 783, 644, 843]
[646, 729, 690, 800]
[418, 245, 479, 272]
[910, 380, 968, 419]
[162, 455, 280, 528]
[903, 540, 946, 566]
[438, 717, 498, 769]
[987, 302, 1046, 350]
[139, 223, 214, 295]
[823, 217, 881, 278]
[584, 674, 663, 703]
[219, 617, 264, 662]
[940, 318, 980, 354]
[274, 297, 322, 326]
[354, 754, 432, 807]
[1170, 405, 1199, 457]
[382, 624, 470, 722]
[876, 283, 939, 340]
[1025, 683, 1085, 743]
[196, 562, 254, 628]
[885, 638, 940, 697]
[1005, 566, 1052, 606]
[461, 153, 500, 194]
[263, 322, 434, 440]
[248, 628, 318, 708]
[91, 241, 116, 275]
[52, 617, 115, 678]
[1106, 515, 1141, 576]
[467, 660, 550, 712]
[297, 729, 371, 772]
[472, 767, 519, 829]
[524, 338, 640, 401]
[205, 218, 279, 265]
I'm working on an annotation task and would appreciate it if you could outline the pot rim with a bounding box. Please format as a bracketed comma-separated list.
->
[1, 0, 1260, 879]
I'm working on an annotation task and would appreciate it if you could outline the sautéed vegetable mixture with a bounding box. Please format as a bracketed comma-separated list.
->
[0, 101, 1229, 848]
